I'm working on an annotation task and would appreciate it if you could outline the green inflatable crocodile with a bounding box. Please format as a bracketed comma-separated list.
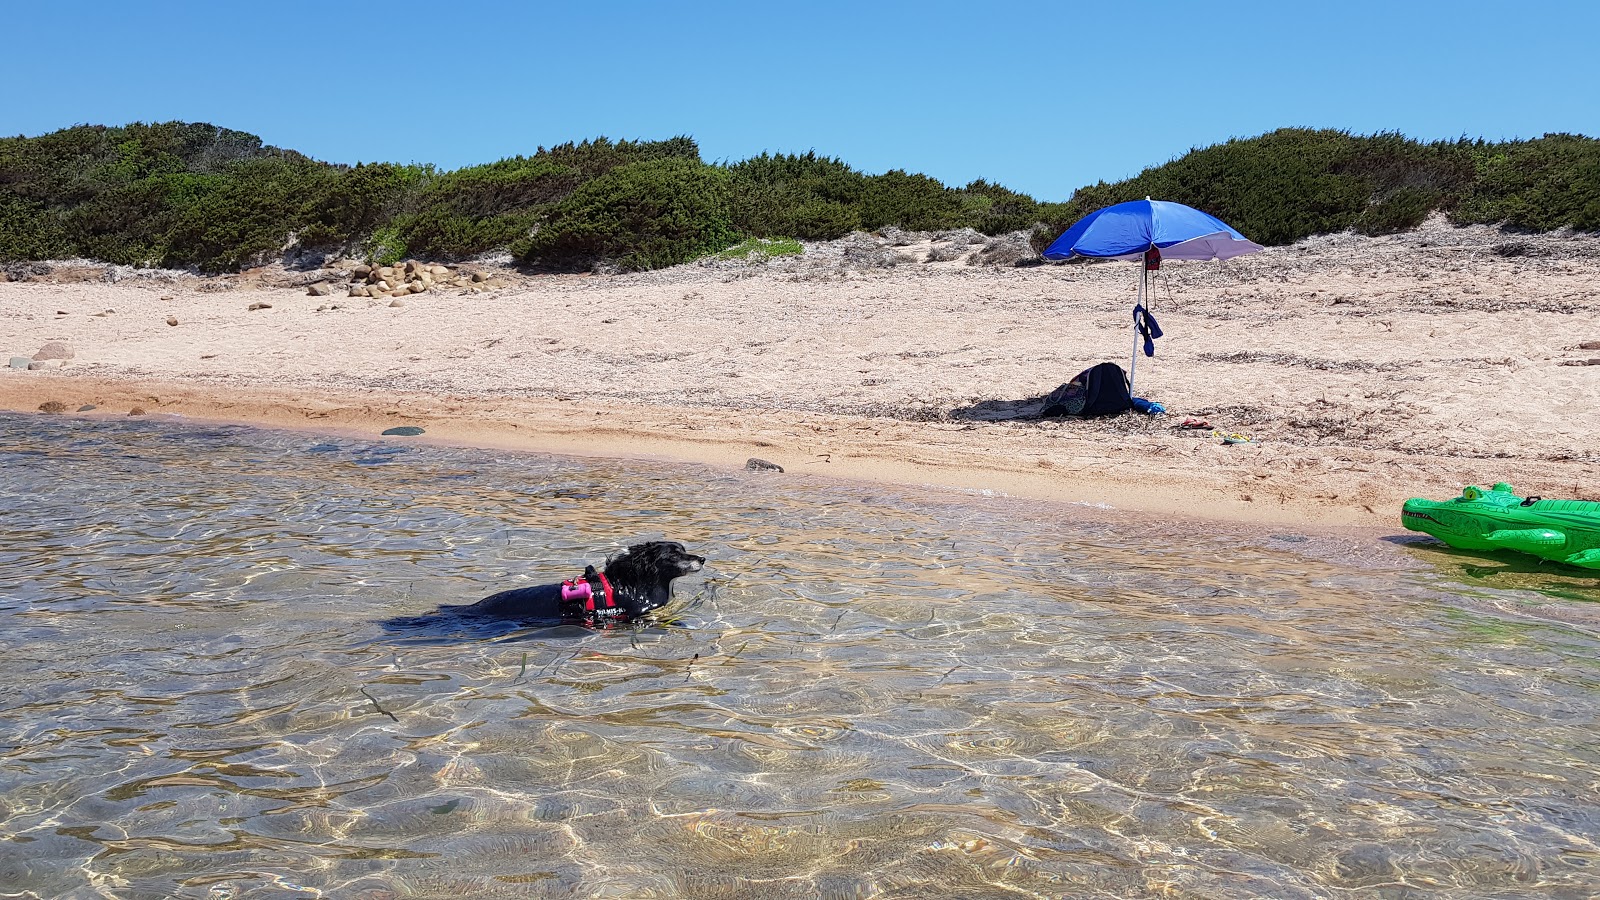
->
[1402, 483, 1600, 569]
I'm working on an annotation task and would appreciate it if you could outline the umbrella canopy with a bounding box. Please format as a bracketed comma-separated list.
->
[1041, 198, 1262, 262]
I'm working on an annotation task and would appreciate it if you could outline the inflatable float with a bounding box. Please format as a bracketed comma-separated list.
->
[1402, 483, 1600, 570]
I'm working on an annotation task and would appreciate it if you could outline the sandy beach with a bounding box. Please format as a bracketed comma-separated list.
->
[3, 217, 1597, 529]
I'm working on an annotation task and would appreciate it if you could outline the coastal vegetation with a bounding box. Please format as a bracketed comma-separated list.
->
[715, 237, 805, 261]
[0, 122, 1594, 273]
[1038, 129, 1600, 248]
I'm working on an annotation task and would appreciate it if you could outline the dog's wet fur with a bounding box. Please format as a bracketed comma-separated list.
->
[408, 541, 705, 629]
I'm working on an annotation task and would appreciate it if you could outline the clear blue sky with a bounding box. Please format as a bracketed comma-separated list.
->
[3, 0, 1594, 201]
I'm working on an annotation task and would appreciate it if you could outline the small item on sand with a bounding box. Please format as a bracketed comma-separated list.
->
[1214, 430, 1254, 445]
[77, 404, 97, 412]
[1130, 397, 1166, 415]
[746, 457, 784, 473]
[166, 316, 179, 327]
[1176, 417, 1210, 429]
[248, 302, 272, 311]
[382, 425, 426, 437]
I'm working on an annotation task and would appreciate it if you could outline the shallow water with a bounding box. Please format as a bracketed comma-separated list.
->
[2, 413, 1598, 899]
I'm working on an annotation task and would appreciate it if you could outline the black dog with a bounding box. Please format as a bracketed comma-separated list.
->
[436, 541, 705, 627]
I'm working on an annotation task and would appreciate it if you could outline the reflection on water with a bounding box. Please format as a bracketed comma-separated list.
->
[1, 412, 1598, 898]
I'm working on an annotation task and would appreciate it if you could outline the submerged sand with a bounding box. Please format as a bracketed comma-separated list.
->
[3, 218, 1597, 529]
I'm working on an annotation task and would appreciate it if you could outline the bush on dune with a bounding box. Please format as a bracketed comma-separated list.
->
[727, 151, 867, 240]
[957, 179, 1042, 236]
[858, 170, 964, 233]
[1, 121, 1596, 274]
[0, 122, 332, 269]
[0, 194, 70, 260]
[298, 162, 430, 251]
[515, 157, 740, 271]
[394, 138, 703, 260]
[1044, 129, 1481, 246]
[158, 156, 353, 271]
[1452, 134, 1600, 232]
[534, 135, 702, 176]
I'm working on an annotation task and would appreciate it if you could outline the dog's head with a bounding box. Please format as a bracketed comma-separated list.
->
[603, 541, 705, 594]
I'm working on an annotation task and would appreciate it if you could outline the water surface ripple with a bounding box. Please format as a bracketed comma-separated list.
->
[1, 413, 1597, 898]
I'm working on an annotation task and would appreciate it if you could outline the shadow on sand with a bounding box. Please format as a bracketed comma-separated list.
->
[948, 392, 1053, 422]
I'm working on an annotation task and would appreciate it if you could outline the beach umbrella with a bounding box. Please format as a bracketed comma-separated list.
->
[1041, 198, 1262, 396]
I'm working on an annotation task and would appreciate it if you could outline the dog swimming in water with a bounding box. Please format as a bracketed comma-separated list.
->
[432, 540, 706, 627]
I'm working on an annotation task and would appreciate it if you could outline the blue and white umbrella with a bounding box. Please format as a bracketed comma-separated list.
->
[1042, 198, 1263, 397]
[1042, 198, 1262, 262]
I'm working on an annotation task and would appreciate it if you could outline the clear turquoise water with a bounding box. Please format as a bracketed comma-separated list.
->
[1, 413, 1598, 899]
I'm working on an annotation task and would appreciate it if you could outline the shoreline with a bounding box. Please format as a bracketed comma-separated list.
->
[4, 219, 1597, 535]
[0, 374, 1324, 523]
[0, 371, 1556, 533]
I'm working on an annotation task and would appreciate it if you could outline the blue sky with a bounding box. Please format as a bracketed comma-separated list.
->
[4, 0, 1594, 201]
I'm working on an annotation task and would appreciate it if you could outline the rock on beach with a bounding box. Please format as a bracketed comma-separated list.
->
[32, 341, 74, 361]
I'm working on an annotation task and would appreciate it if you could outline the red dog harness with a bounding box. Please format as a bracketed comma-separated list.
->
[560, 566, 616, 614]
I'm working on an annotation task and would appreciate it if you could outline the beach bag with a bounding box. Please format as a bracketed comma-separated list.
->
[1041, 362, 1132, 418]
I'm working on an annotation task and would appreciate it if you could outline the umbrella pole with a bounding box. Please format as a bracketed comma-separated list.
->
[1129, 264, 1142, 396]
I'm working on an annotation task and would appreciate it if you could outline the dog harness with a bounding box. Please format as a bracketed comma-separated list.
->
[560, 565, 617, 615]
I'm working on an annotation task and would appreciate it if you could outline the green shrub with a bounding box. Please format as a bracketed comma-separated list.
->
[1355, 186, 1439, 235]
[0, 194, 70, 261]
[393, 208, 536, 260]
[859, 170, 964, 232]
[1046, 129, 1356, 245]
[716, 237, 803, 260]
[0, 122, 378, 270]
[300, 162, 429, 250]
[1452, 134, 1600, 231]
[517, 157, 739, 271]
[533, 136, 702, 176]
[956, 179, 1042, 235]
[385, 139, 703, 260]
[159, 156, 346, 271]
[363, 223, 408, 266]
[391, 157, 566, 259]
[727, 152, 867, 240]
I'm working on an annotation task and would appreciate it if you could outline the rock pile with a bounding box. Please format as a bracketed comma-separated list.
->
[344, 262, 448, 298]
[337, 262, 504, 299]
[8, 342, 75, 371]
